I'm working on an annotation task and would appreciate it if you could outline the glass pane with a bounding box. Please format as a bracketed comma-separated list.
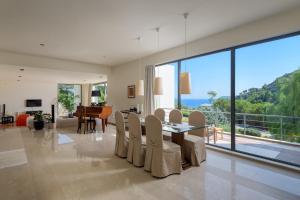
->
[236, 35, 300, 166]
[155, 62, 178, 109]
[92, 82, 107, 104]
[57, 84, 81, 117]
[181, 51, 231, 148]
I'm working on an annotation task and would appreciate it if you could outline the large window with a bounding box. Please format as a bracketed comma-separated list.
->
[156, 31, 300, 167]
[235, 35, 300, 165]
[91, 82, 107, 104]
[58, 84, 81, 117]
[181, 51, 231, 148]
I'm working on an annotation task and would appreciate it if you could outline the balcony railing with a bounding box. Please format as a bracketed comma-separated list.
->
[162, 108, 300, 144]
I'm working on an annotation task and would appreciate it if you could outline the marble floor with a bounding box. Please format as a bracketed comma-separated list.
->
[0, 126, 299, 200]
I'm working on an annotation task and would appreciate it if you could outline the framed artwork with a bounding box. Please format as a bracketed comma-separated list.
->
[128, 85, 135, 98]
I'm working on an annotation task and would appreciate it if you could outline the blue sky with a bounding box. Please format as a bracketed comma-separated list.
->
[178, 34, 300, 99]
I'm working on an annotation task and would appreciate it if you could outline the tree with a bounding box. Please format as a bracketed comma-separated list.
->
[207, 91, 217, 104]
[94, 85, 106, 103]
[58, 88, 78, 113]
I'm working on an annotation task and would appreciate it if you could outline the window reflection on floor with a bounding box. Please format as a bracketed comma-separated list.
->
[0, 148, 28, 169]
[58, 134, 74, 145]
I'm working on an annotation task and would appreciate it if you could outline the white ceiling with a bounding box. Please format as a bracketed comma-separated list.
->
[0, 0, 300, 66]
[0, 64, 107, 84]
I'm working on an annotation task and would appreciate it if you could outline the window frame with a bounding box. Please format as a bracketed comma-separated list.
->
[155, 30, 300, 167]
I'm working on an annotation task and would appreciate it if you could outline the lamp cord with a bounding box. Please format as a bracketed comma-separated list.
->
[184, 13, 188, 72]
[156, 27, 160, 77]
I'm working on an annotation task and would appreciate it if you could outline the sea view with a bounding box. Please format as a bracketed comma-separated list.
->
[181, 99, 211, 108]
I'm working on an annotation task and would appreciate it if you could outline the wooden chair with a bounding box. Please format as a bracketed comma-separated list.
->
[99, 106, 112, 133]
[77, 106, 87, 134]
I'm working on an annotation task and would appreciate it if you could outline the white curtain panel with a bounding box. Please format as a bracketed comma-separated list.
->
[82, 84, 92, 106]
[144, 65, 155, 115]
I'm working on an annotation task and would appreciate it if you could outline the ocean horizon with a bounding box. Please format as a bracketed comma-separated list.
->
[181, 98, 211, 108]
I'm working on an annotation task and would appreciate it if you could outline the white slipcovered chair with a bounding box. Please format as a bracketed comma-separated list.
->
[144, 115, 182, 178]
[163, 109, 183, 140]
[184, 111, 207, 166]
[114, 111, 128, 158]
[154, 108, 165, 121]
[127, 113, 146, 167]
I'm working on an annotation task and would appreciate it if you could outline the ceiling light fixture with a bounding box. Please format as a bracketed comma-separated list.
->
[180, 13, 191, 94]
[20, 68, 24, 71]
[40, 43, 45, 47]
[154, 27, 164, 95]
[18, 75, 22, 78]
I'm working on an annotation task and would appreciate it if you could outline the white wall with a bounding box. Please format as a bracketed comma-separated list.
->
[107, 7, 300, 121]
[0, 80, 57, 115]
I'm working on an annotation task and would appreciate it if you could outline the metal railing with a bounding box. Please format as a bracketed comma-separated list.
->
[162, 108, 300, 143]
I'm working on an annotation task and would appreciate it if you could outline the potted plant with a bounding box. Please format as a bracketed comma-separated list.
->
[43, 113, 53, 129]
[34, 111, 44, 130]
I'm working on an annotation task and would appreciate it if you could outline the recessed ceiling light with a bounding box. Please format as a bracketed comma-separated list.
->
[18, 75, 22, 78]
[17, 80, 20, 82]
[40, 43, 45, 47]
[20, 68, 24, 71]
[99, 75, 103, 78]
[84, 80, 86, 82]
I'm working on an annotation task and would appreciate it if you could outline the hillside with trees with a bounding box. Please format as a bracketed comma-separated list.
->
[211, 68, 300, 142]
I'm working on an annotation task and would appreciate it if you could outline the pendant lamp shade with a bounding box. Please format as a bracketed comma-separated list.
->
[136, 79, 144, 96]
[154, 77, 163, 95]
[180, 72, 191, 94]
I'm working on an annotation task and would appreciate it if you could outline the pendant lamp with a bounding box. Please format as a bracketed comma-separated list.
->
[180, 13, 191, 94]
[154, 76, 163, 95]
[154, 27, 164, 95]
[136, 37, 144, 96]
[136, 79, 144, 96]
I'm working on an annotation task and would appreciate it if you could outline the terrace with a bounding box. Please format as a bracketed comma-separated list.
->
[164, 108, 300, 166]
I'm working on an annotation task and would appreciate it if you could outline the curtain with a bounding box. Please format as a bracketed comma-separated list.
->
[82, 84, 92, 106]
[144, 65, 155, 115]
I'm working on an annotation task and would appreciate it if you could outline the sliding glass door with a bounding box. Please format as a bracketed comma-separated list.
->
[155, 31, 300, 167]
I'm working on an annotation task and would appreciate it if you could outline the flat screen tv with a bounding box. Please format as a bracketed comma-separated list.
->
[26, 99, 42, 107]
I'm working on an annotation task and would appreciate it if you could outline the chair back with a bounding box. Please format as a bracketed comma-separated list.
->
[128, 113, 142, 141]
[115, 111, 125, 135]
[145, 115, 163, 149]
[77, 106, 86, 120]
[100, 106, 113, 119]
[169, 109, 182, 124]
[154, 108, 165, 122]
[188, 111, 206, 137]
